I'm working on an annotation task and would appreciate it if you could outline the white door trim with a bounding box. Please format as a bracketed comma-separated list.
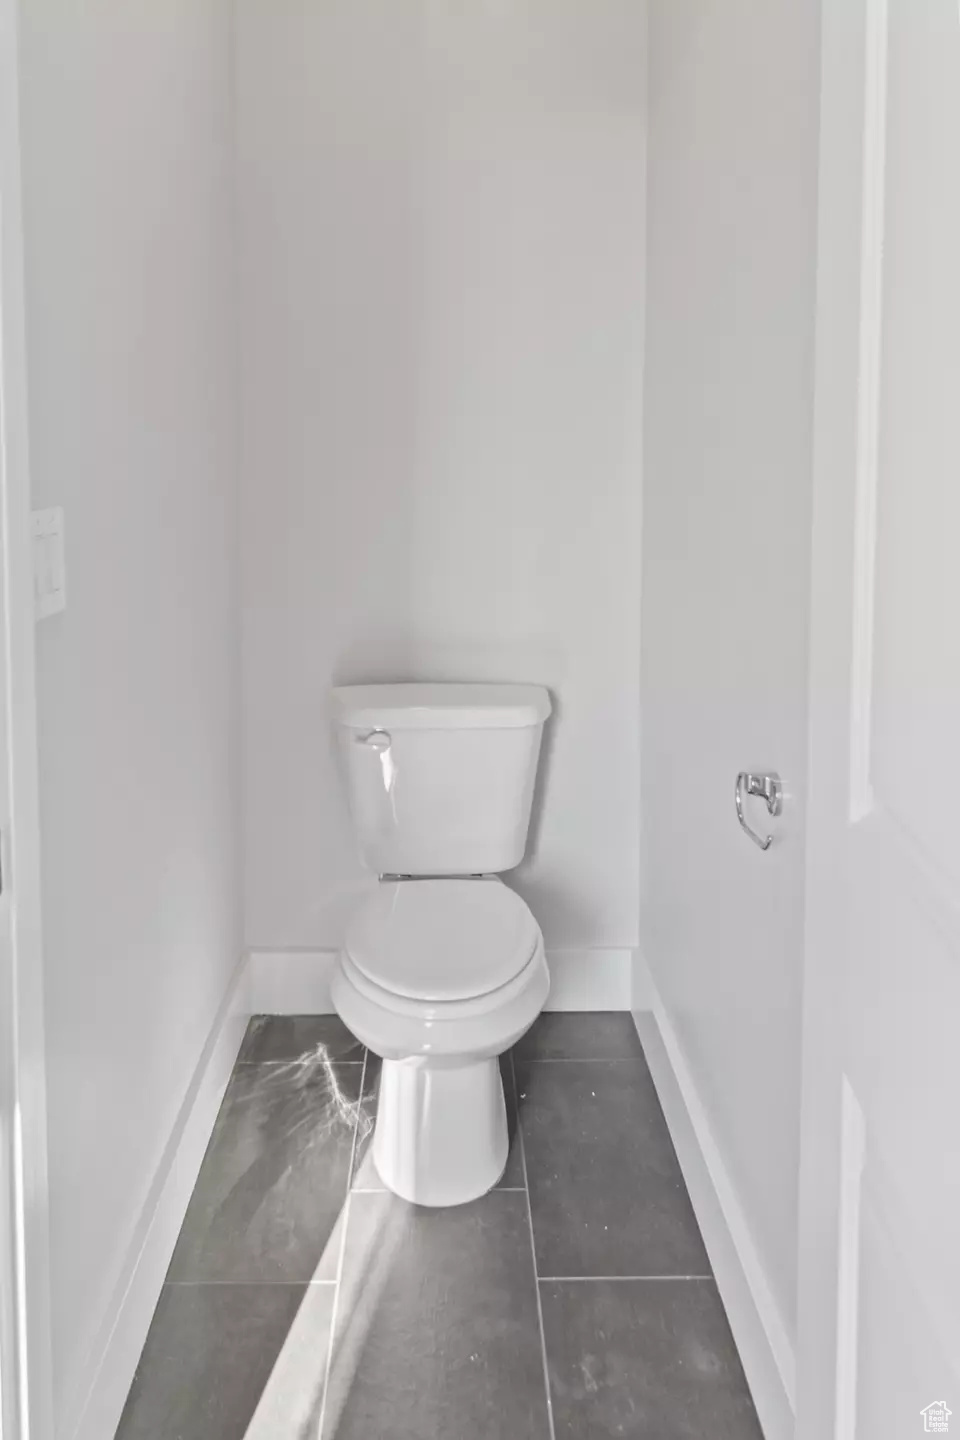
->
[848, 0, 889, 823]
[0, 0, 55, 1433]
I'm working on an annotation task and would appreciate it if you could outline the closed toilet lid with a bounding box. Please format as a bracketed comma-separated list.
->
[344, 880, 540, 1003]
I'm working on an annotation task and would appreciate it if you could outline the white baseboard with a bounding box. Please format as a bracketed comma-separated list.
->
[632, 957, 796, 1440]
[246, 946, 635, 1014]
[630, 946, 655, 1011]
[68, 959, 252, 1440]
[544, 948, 633, 1010]
[247, 948, 338, 1013]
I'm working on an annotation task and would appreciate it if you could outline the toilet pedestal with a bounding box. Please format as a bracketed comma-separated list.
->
[372, 1055, 509, 1207]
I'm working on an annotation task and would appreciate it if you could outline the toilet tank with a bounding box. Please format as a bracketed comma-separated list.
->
[332, 683, 551, 875]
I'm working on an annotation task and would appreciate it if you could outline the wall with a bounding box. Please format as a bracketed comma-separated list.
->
[641, 0, 820, 1376]
[17, 1, 239, 1429]
[237, 0, 647, 960]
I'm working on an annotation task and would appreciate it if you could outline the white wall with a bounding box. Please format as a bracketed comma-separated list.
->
[641, 0, 820, 1372]
[18, 2, 239, 1430]
[237, 0, 647, 958]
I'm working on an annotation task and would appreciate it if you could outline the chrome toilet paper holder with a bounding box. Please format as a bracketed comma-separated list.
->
[735, 771, 783, 851]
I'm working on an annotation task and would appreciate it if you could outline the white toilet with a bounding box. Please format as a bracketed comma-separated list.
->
[330, 682, 552, 1207]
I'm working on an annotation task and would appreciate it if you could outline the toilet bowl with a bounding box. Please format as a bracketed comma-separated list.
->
[330, 681, 552, 1208]
[332, 877, 549, 1207]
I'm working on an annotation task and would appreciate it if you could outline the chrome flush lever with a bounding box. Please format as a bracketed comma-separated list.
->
[356, 729, 392, 752]
[735, 771, 783, 851]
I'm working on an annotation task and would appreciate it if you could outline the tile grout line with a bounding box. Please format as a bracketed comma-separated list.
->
[164, 1279, 340, 1287]
[350, 1185, 528, 1195]
[537, 1275, 714, 1284]
[316, 1045, 367, 1440]
[514, 1056, 646, 1064]
[513, 1050, 557, 1440]
[234, 1057, 366, 1068]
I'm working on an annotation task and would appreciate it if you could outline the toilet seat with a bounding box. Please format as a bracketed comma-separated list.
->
[332, 929, 548, 1062]
[333, 879, 549, 1064]
[344, 878, 539, 1003]
[338, 946, 540, 1022]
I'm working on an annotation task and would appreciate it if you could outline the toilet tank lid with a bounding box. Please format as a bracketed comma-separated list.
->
[332, 683, 551, 730]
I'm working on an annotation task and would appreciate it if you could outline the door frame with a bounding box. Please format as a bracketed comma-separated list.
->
[0, 0, 54, 1435]
[797, 0, 883, 1430]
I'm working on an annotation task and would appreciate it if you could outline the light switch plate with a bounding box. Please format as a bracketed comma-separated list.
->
[32, 507, 66, 619]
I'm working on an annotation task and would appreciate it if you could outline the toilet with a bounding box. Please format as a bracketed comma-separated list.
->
[330, 682, 551, 1207]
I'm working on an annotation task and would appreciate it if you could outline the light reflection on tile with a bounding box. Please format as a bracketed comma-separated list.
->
[323, 1190, 551, 1440]
[116, 1282, 333, 1440]
[238, 1015, 364, 1064]
[168, 1058, 364, 1282]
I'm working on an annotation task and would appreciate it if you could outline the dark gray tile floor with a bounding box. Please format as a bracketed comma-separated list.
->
[116, 1013, 761, 1440]
[517, 1057, 709, 1279]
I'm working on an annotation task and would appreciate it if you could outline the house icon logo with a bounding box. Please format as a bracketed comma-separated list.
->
[921, 1401, 952, 1433]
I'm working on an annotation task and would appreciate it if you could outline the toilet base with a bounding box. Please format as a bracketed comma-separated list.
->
[372, 1055, 508, 1207]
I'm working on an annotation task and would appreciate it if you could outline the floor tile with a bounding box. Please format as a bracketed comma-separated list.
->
[514, 1012, 645, 1061]
[238, 1014, 364, 1065]
[351, 1054, 524, 1192]
[517, 1059, 709, 1278]
[168, 1060, 362, 1282]
[540, 1279, 762, 1439]
[322, 1189, 551, 1440]
[116, 1282, 334, 1440]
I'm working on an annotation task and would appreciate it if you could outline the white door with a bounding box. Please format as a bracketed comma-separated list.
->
[798, 1, 960, 1437]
